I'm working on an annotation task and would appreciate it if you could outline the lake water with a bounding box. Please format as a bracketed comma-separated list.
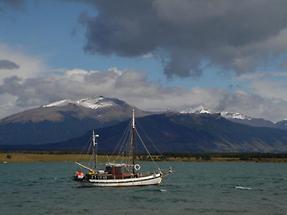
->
[1, 162, 287, 215]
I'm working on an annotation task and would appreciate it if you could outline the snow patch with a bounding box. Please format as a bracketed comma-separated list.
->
[180, 105, 211, 114]
[179, 105, 252, 121]
[42, 97, 115, 110]
[221, 112, 251, 120]
[42, 99, 73, 108]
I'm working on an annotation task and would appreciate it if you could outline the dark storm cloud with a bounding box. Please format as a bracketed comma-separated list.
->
[0, 59, 20, 70]
[79, 0, 287, 77]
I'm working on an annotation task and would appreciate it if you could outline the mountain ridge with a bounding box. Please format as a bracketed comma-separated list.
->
[179, 105, 280, 128]
[0, 96, 147, 145]
[2, 113, 287, 153]
[1, 97, 287, 153]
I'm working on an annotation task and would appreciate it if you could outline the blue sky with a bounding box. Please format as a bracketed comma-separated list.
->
[1, 0, 287, 121]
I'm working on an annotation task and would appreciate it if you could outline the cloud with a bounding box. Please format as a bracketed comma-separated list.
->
[237, 71, 287, 102]
[238, 71, 287, 81]
[251, 80, 287, 101]
[0, 93, 20, 119]
[0, 43, 45, 83]
[79, 0, 287, 77]
[0, 59, 20, 70]
[1, 67, 287, 121]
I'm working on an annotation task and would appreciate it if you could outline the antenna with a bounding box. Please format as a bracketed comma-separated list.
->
[131, 108, 136, 174]
[93, 131, 99, 146]
[132, 108, 135, 129]
[92, 130, 99, 170]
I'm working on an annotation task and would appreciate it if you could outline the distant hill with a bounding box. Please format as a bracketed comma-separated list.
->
[0, 97, 147, 146]
[276, 120, 287, 130]
[4, 113, 287, 153]
[180, 105, 276, 128]
[1, 97, 287, 153]
[225, 117, 276, 128]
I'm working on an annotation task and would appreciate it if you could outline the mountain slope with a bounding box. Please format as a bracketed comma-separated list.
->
[0, 97, 147, 145]
[180, 106, 276, 128]
[224, 117, 276, 128]
[11, 113, 287, 153]
[276, 120, 287, 130]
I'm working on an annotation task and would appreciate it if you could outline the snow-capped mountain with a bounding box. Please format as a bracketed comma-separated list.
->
[0, 97, 148, 146]
[179, 105, 276, 128]
[42, 97, 115, 110]
[180, 105, 212, 114]
[220, 111, 252, 120]
[1, 97, 287, 152]
[275, 120, 287, 130]
[180, 105, 252, 120]
[220, 111, 276, 128]
[2, 96, 147, 124]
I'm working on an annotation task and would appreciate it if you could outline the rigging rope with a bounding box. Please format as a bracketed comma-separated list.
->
[111, 121, 130, 156]
[136, 121, 164, 157]
[75, 117, 162, 173]
[135, 128, 160, 171]
[113, 121, 132, 163]
[76, 135, 90, 160]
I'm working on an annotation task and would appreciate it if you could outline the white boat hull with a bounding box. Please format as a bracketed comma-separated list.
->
[79, 173, 162, 187]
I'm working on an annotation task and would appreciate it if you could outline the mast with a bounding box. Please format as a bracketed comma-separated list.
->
[92, 130, 99, 171]
[131, 108, 136, 174]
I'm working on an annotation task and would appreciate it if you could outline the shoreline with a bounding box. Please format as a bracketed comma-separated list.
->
[1, 152, 287, 163]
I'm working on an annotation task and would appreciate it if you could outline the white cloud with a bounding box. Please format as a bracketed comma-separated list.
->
[251, 80, 287, 101]
[0, 44, 286, 121]
[238, 71, 287, 81]
[0, 43, 45, 83]
[141, 53, 154, 59]
[0, 93, 21, 118]
[1, 67, 287, 121]
[237, 70, 287, 102]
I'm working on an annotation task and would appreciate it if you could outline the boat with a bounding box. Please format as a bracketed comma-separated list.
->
[73, 109, 172, 187]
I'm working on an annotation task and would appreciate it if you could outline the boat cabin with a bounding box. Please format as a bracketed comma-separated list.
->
[104, 163, 135, 179]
